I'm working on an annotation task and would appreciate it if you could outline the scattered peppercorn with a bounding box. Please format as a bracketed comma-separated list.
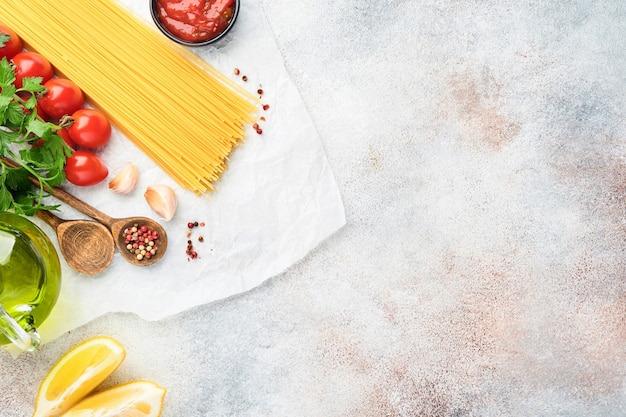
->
[233, 68, 240, 75]
[242, 75, 248, 82]
[185, 220, 206, 260]
[262, 104, 270, 111]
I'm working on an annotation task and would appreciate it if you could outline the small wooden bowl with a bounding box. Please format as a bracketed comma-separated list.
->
[112, 217, 168, 267]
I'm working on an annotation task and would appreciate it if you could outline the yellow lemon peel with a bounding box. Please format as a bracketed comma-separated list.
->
[61, 380, 166, 417]
[32, 336, 126, 417]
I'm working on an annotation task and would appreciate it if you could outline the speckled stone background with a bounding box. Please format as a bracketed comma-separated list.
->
[2, 0, 625, 415]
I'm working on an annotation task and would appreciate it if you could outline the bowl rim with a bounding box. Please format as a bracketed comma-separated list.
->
[150, 0, 240, 47]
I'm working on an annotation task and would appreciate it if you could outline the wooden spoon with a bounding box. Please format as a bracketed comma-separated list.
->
[41, 185, 168, 267]
[35, 209, 115, 275]
[0, 157, 167, 266]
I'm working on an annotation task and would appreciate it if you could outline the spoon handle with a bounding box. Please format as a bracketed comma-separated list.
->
[39, 183, 115, 227]
[35, 208, 64, 229]
[1, 157, 114, 227]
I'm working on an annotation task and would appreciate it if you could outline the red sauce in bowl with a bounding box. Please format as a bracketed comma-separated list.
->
[155, 0, 236, 43]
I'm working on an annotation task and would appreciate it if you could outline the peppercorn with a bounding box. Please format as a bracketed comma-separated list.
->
[123, 223, 160, 262]
[184, 219, 207, 260]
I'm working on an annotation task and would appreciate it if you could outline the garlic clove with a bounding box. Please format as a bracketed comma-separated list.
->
[108, 163, 139, 194]
[144, 184, 177, 221]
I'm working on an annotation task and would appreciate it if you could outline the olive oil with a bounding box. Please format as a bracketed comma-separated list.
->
[0, 213, 61, 347]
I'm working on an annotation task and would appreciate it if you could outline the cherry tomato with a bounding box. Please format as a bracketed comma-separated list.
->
[57, 127, 76, 149]
[68, 109, 111, 148]
[16, 91, 43, 117]
[30, 128, 75, 149]
[64, 150, 108, 186]
[12, 51, 53, 88]
[0, 25, 22, 60]
[35, 101, 49, 120]
[38, 78, 84, 120]
[20, 92, 49, 120]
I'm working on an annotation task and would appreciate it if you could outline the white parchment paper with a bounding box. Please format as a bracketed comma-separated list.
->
[31, 0, 345, 343]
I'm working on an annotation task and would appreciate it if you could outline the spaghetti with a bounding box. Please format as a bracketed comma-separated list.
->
[0, 0, 258, 194]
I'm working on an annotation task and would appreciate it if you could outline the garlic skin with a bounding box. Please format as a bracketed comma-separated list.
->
[108, 163, 139, 194]
[144, 184, 177, 221]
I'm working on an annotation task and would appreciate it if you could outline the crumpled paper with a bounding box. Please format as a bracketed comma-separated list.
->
[29, 0, 345, 344]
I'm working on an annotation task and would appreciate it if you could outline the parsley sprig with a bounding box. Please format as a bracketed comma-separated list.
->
[0, 34, 10, 47]
[0, 57, 72, 215]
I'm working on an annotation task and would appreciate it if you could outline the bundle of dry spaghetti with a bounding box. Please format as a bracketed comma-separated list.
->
[0, 0, 258, 194]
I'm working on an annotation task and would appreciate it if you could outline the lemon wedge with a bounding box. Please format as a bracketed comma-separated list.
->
[60, 380, 166, 417]
[32, 336, 126, 417]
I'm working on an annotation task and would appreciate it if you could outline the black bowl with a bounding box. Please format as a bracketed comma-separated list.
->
[150, 0, 240, 47]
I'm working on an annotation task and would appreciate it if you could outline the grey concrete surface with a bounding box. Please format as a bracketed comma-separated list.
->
[2, 0, 626, 416]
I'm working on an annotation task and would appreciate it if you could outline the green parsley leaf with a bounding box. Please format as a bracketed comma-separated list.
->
[0, 57, 15, 86]
[4, 165, 31, 191]
[0, 181, 13, 212]
[20, 76, 46, 95]
[0, 56, 71, 215]
[0, 34, 9, 48]
[5, 100, 25, 128]
[0, 95, 11, 111]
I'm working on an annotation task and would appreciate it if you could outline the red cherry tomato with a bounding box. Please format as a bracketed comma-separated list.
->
[30, 127, 75, 149]
[16, 91, 42, 116]
[57, 127, 76, 149]
[38, 78, 84, 120]
[18, 91, 50, 121]
[12, 52, 53, 88]
[35, 102, 49, 120]
[64, 150, 108, 186]
[68, 109, 111, 148]
[0, 25, 22, 60]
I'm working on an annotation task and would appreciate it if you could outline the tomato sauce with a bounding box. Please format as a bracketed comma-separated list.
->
[156, 0, 236, 43]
